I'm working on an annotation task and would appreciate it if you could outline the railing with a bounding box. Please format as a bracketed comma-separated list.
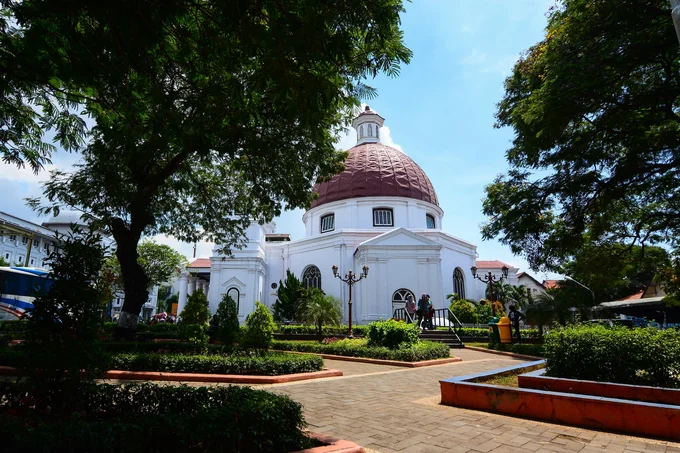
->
[392, 307, 463, 345]
[392, 307, 415, 324]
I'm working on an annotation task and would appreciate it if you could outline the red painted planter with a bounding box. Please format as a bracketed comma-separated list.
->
[292, 433, 364, 453]
[519, 370, 680, 406]
[440, 361, 680, 441]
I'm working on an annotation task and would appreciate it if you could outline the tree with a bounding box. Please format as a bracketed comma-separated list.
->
[178, 289, 210, 326]
[242, 301, 276, 349]
[0, 257, 8, 267]
[272, 269, 305, 322]
[103, 240, 187, 293]
[12, 0, 411, 335]
[215, 293, 240, 345]
[297, 288, 342, 341]
[481, 0, 680, 272]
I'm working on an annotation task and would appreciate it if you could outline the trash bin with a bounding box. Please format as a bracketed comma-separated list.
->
[488, 317, 500, 344]
[498, 316, 512, 344]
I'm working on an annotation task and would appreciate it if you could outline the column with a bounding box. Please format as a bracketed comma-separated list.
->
[188, 276, 197, 296]
[177, 272, 189, 316]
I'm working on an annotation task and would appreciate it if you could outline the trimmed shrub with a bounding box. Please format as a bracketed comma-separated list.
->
[487, 342, 544, 357]
[178, 324, 209, 352]
[242, 302, 275, 349]
[0, 382, 312, 452]
[275, 324, 369, 337]
[179, 289, 210, 326]
[449, 300, 478, 324]
[457, 327, 540, 339]
[367, 319, 419, 349]
[544, 325, 680, 388]
[273, 339, 450, 362]
[215, 294, 240, 345]
[109, 351, 323, 375]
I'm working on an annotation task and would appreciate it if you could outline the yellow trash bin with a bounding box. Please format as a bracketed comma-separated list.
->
[497, 316, 512, 344]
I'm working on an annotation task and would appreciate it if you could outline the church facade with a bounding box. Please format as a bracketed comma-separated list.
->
[176, 107, 517, 323]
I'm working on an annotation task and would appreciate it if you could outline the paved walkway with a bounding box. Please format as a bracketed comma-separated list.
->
[261, 349, 680, 453]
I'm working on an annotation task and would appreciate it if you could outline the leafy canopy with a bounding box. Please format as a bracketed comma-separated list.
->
[104, 240, 187, 291]
[482, 0, 680, 271]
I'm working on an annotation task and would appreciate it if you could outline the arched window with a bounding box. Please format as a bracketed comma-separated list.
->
[373, 208, 394, 226]
[227, 287, 240, 311]
[302, 265, 322, 290]
[392, 288, 415, 314]
[453, 268, 466, 299]
[426, 214, 436, 229]
[368, 124, 373, 137]
[360, 125, 364, 138]
[376, 125, 379, 139]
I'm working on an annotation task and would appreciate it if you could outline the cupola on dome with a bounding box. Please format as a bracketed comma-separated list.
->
[310, 107, 439, 209]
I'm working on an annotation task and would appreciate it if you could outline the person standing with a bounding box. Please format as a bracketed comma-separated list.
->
[417, 293, 428, 330]
[405, 294, 416, 323]
[508, 305, 525, 344]
[426, 295, 435, 330]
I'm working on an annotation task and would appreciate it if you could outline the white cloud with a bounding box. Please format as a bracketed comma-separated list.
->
[0, 162, 55, 184]
[152, 234, 214, 261]
[379, 126, 403, 153]
[482, 54, 520, 77]
[462, 50, 487, 65]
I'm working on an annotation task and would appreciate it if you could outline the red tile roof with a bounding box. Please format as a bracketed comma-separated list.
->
[475, 260, 513, 269]
[188, 258, 211, 268]
[617, 290, 644, 301]
[543, 279, 560, 289]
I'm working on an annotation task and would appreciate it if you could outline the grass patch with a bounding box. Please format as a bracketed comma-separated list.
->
[483, 373, 520, 387]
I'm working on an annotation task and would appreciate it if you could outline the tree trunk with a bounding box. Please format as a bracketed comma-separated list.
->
[111, 219, 149, 338]
[317, 321, 323, 343]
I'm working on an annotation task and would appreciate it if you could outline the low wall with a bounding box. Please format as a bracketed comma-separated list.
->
[440, 361, 680, 441]
[519, 369, 680, 406]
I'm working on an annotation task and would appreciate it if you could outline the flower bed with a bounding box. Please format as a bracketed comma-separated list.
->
[0, 382, 315, 452]
[272, 338, 450, 362]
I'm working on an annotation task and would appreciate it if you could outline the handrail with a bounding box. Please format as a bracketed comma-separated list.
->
[392, 307, 415, 324]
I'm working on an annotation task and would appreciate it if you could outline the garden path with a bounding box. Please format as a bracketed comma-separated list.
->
[265, 349, 680, 453]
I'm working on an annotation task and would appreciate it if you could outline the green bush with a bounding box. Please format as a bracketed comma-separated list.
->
[544, 325, 680, 388]
[109, 351, 323, 375]
[275, 324, 369, 336]
[179, 289, 210, 326]
[486, 342, 544, 357]
[367, 319, 419, 349]
[273, 339, 450, 362]
[0, 382, 312, 452]
[457, 327, 540, 339]
[242, 302, 275, 349]
[179, 324, 209, 352]
[449, 300, 478, 324]
[215, 294, 240, 345]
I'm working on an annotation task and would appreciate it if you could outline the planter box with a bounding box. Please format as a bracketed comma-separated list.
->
[440, 361, 680, 441]
[293, 433, 364, 453]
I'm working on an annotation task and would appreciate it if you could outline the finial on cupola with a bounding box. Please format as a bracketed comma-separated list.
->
[352, 105, 385, 145]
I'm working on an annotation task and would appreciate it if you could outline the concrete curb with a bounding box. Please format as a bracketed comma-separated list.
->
[463, 345, 543, 361]
[0, 366, 343, 384]
[292, 433, 364, 453]
[273, 350, 462, 368]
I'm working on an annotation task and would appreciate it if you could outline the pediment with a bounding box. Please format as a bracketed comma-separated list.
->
[221, 276, 246, 289]
[358, 228, 440, 248]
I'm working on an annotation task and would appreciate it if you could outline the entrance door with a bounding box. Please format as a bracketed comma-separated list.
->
[392, 288, 415, 316]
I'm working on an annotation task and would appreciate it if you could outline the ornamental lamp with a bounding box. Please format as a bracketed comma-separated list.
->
[332, 265, 339, 278]
[362, 265, 369, 278]
[501, 266, 509, 279]
[470, 266, 477, 278]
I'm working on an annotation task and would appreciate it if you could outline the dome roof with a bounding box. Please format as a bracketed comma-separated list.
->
[310, 142, 439, 209]
[42, 210, 88, 227]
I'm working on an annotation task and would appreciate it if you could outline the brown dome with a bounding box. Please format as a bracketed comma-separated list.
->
[310, 142, 439, 209]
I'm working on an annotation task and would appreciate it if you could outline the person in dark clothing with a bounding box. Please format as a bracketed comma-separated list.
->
[508, 305, 525, 344]
[417, 293, 428, 330]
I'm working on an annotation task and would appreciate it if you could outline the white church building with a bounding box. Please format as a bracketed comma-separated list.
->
[177, 107, 518, 324]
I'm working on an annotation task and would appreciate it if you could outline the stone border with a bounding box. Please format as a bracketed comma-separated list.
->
[519, 369, 680, 406]
[274, 350, 462, 368]
[440, 361, 680, 441]
[463, 345, 543, 361]
[292, 433, 364, 453]
[0, 365, 343, 384]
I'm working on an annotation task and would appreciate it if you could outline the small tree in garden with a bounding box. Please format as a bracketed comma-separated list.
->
[215, 294, 240, 345]
[272, 269, 304, 321]
[179, 289, 210, 326]
[297, 288, 342, 342]
[449, 299, 478, 324]
[242, 302, 275, 350]
[24, 227, 108, 411]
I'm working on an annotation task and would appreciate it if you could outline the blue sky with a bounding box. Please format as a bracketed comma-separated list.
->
[0, 0, 558, 280]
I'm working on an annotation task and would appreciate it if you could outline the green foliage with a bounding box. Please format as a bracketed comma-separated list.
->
[0, 382, 311, 452]
[367, 319, 419, 349]
[0, 256, 9, 267]
[109, 352, 323, 376]
[23, 227, 109, 409]
[178, 324, 208, 353]
[17, 0, 411, 328]
[486, 342, 544, 357]
[544, 325, 680, 388]
[179, 289, 210, 326]
[297, 288, 342, 339]
[449, 300, 478, 324]
[476, 300, 505, 323]
[274, 324, 369, 336]
[215, 294, 240, 345]
[242, 302, 276, 349]
[457, 327, 539, 339]
[272, 269, 305, 322]
[273, 339, 450, 362]
[482, 0, 680, 273]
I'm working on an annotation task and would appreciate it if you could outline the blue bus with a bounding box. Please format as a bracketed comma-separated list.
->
[0, 267, 53, 321]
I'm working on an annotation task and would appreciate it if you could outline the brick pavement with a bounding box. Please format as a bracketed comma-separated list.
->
[265, 349, 680, 453]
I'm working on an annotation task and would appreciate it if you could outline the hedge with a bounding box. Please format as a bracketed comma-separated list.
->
[0, 382, 313, 453]
[0, 348, 323, 376]
[272, 339, 450, 362]
[486, 342, 544, 357]
[109, 351, 323, 375]
[457, 327, 540, 339]
[544, 325, 680, 388]
[275, 324, 369, 336]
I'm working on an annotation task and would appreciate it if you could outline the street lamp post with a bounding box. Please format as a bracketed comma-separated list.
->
[471, 265, 509, 317]
[671, 0, 680, 44]
[332, 264, 369, 339]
